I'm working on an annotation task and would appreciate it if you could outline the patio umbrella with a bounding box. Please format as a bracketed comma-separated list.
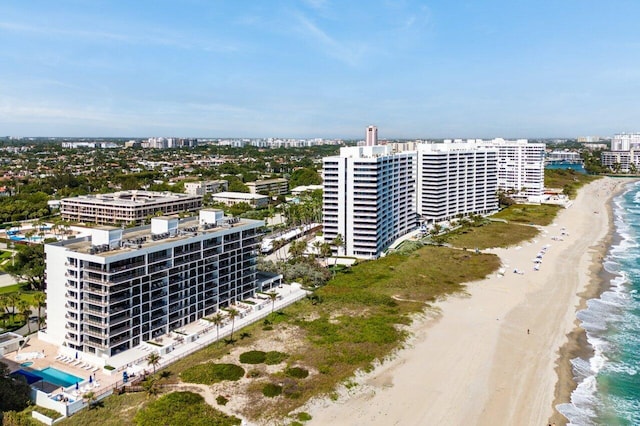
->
[89, 376, 93, 384]
[75, 382, 79, 390]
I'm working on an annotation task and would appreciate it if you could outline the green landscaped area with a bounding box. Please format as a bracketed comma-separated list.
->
[544, 168, 599, 198]
[491, 204, 562, 226]
[446, 221, 539, 250]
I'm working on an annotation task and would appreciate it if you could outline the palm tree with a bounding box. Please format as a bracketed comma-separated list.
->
[319, 242, 332, 267]
[272, 239, 285, 262]
[83, 391, 97, 409]
[33, 292, 46, 330]
[331, 234, 344, 270]
[288, 240, 306, 261]
[332, 234, 344, 257]
[7, 293, 20, 324]
[313, 240, 322, 261]
[267, 291, 278, 314]
[211, 312, 225, 341]
[0, 296, 8, 328]
[17, 299, 32, 334]
[227, 308, 239, 341]
[146, 352, 161, 374]
[142, 378, 160, 398]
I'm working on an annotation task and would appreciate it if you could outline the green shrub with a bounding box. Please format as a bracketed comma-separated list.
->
[134, 391, 240, 425]
[262, 383, 282, 398]
[285, 367, 309, 379]
[264, 351, 288, 365]
[181, 363, 245, 384]
[239, 350, 266, 364]
[297, 412, 312, 422]
[216, 395, 229, 406]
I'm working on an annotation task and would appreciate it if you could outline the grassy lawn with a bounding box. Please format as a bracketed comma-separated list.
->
[57, 393, 149, 426]
[446, 222, 539, 249]
[134, 392, 240, 426]
[0, 283, 41, 306]
[545, 168, 599, 198]
[491, 204, 562, 226]
[0, 249, 14, 263]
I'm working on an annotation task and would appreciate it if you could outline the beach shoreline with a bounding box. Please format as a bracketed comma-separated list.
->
[549, 179, 633, 425]
[305, 177, 628, 426]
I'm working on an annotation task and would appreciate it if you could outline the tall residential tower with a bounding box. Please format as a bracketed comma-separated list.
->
[322, 145, 416, 259]
[416, 142, 499, 223]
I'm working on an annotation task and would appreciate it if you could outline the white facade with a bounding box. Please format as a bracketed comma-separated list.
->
[611, 133, 640, 151]
[212, 191, 269, 208]
[60, 191, 202, 225]
[366, 125, 378, 146]
[42, 211, 262, 360]
[322, 145, 416, 259]
[601, 150, 640, 172]
[416, 143, 499, 223]
[478, 138, 545, 200]
[184, 180, 228, 196]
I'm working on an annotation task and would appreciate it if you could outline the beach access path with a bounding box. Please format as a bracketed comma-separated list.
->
[305, 177, 625, 426]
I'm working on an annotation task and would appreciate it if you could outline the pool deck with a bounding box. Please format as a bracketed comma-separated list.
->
[0, 282, 309, 405]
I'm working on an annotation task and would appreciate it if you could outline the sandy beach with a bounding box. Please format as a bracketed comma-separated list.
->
[305, 177, 627, 426]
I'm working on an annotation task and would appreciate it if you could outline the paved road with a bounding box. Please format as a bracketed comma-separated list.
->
[0, 272, 18, 288]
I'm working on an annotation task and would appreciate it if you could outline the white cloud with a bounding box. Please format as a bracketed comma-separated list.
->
[294, 13, 367, 67]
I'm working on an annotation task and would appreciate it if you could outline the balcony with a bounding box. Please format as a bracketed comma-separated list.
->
[109, 304, 130, 315]
[84, 317, 106, 328]
[84, 296, 109, 307]
[83, 285, 108, 296]
[110, 313, 131, 327]
[83, 327, 107, 339]
[83, 306, 105, 316]
[65, 333, 80, 343]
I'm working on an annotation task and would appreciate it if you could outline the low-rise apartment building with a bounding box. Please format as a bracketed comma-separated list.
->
[184, 180, 229, 196]
[212, 192, 269, 208]
[60, 191, 202, 225]
[246, 178, 288, 196]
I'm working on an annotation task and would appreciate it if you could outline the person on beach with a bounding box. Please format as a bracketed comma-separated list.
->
[527, 329, 530, 335]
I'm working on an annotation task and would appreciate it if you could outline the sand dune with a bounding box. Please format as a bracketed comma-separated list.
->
[306, 177, 626, 426]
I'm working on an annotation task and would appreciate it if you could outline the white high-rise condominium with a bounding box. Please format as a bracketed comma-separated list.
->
[416, 142, 499, 223]
[611, 133, 640, 151]
[322, 145, 416, 259]
[42, 210, 261, 361]
[366, 125, 378, 146]
[477, 138, 545, 200]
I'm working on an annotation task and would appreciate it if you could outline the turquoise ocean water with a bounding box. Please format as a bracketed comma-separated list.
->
[557, 181, 640, 425]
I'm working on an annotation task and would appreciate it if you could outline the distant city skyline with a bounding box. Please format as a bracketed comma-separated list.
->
[1, 1, 639, 138]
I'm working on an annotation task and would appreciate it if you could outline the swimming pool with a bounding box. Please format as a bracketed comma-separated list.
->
[37, 367, 83, 388]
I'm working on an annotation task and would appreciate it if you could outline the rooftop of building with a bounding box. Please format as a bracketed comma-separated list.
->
[61, 190, 201, 206]
[213, 191, 269, 200]
[48, 209, 262, 256]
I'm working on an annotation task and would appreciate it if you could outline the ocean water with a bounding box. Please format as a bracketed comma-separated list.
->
[557, 181, 640, 425]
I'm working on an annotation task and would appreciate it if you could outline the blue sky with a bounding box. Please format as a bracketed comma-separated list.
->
[1, 0, 639, 139]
